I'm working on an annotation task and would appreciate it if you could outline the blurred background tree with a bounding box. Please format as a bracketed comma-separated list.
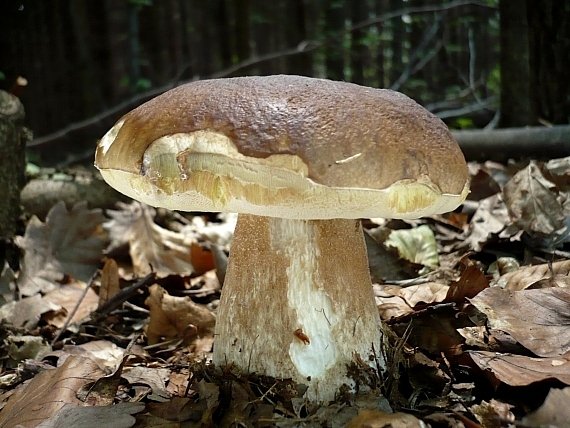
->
[0, 0, 568, 166]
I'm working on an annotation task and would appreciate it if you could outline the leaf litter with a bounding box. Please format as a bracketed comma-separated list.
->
[2, 157, 570, 426]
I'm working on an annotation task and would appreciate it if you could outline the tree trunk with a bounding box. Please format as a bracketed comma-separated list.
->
[324, 0, 345, 80]
[498, 0, 535, 127]
[350, 0, 368, 85]
[0, 91, 28, 268]
[527, 0, 570, 124]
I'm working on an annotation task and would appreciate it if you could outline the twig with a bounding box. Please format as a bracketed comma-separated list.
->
[95, 272, 157, 317]
[51, 271, 98, 346]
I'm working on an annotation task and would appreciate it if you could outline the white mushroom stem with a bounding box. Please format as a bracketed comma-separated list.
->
[213, 214, 384, 402]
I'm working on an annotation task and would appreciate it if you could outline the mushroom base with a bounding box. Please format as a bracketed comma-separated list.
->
[213, 214, 384, 402]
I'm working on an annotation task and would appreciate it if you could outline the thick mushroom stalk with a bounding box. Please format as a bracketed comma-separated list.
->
[214, 214, 382, 401]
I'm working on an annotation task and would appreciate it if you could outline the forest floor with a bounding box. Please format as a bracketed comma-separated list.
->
[1, 157, 570, 427]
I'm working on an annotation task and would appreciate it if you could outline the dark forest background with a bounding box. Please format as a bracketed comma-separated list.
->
[0, 0, 569, 167]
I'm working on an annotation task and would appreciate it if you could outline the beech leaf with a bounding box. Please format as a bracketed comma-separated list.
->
[470, 287, 570, 357]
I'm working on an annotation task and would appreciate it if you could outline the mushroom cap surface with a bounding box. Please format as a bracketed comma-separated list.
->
[95, 75, 469, 219]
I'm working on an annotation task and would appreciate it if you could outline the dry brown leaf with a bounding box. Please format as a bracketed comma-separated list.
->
[0, 293, 61, 329]
[494, 260, 570, 290]
[379, 282, 449, 308]
[16, 201, 107, 296]
[470, 399, 515, 428]
[503, 160, 565, 235]
[6, 335, 51, 367]
[35, 402, 144, 428]
[522, 387, 570, 428]
[165, 370, 191, 396]
[470, 287, 570, 357]
[99, 258, 120, 309]
[60, 340, 125, 372]
[463, 194, 512, 252]
[347, 409, 424, 428]
[444, 257, 489, 303]
[146, 397, 200, 422]
[42, 282, 99, 328]
[375, 294, 414, 321]
[0, 355, 104, 428]
[104, 202, 195, 277]
[469, 351, 570, 387]
[122, 366, 171, 402]
[144, 284, 215, 347]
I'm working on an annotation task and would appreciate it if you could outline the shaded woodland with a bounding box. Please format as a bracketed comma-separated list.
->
[1, 0, 567, 167]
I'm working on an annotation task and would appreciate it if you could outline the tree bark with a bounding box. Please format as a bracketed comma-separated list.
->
[324, 0, 345, 80]
[498, 0, 535, 127]
[0, 91, 28, 268]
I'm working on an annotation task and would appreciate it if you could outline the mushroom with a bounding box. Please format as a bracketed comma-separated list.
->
[95, 75, 469, 402]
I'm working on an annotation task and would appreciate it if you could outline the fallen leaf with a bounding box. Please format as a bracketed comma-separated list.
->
[469, 351, 570, 387]
[0, 293, 60, 329]
[503, 160, 565, 235]
[16, 201, 107, 296]
[470, 287, 570, 357]
[6, 335, 51, 367]
[493, 260, 570, 290]
[122, 366, 171, 402]
[35, 402, 144, 428]
[105, 202, 195, 277]
[144, 284, 215, 348]
[347, 409, 424, 428]
[43, 282, 99, 328]
[385, 225, 439, 268]
[98, 258, 120, 309]
[470, 399, 515, 428]
[61, 340, 125, 372]
[379, 282, 449, 308]
[522, 387, 570, 428]
[0, 355, 104, 428]
[444, 257, 489, 303]
[462, 194, 512, 252]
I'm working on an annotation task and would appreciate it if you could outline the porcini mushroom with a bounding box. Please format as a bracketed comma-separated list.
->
[95, 75, 469, 402]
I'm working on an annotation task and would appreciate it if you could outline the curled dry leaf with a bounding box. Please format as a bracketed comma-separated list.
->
[470, 287, 570, 357]
[0, 355, 104, 428]
[16, 201, 108, 296]
[378, 282, 449, 308]
[105, 202, 216, 275]
[503, 160, 565, 235]
[444, 256, 489, 303]
[144, 284, 216, 349]
[105, 202, 196, 277]
[493, 259, 570, 290]
[462, 194, 512, 252]
[470, 399, 515, 427]
[469, 351, 570, 387]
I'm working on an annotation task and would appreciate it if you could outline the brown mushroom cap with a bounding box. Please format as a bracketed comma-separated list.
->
[95, 75, 469, 219]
